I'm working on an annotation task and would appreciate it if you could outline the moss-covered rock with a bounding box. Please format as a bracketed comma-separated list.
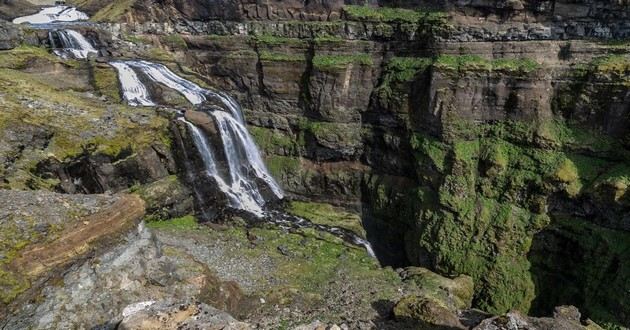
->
[401, 267, 474, 311]
[393, 295, 465, 329]
[287, 200, 365, 238]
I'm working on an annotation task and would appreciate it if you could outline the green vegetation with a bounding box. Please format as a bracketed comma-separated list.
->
[92, 65, 121, 102]
[76, 0, 135, 22]
[312, 54, 373, 71]
[146, 215, 199, 231]
[248, 126, 302, 155]
[0, 45, 60, 69]
[288, 201, 366, 237]
[160, 35, 187, 50]
[590, 55, 630, 76]
[376, 57, 432, 107]
[265, 155, 302, 179]
[435, 55, 540, 73]
[373, 114, 630, 319]
[0, 46, 170, 189]
[343, 5, 446, 24]
[530, 216, 630, 329]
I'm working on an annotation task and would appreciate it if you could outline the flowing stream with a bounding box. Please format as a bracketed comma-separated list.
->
[12, 6, 89, 24]
[49, 29, 98, 59]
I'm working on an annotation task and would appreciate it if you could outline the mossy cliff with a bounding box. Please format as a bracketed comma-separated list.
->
[105, 13, 629, 326]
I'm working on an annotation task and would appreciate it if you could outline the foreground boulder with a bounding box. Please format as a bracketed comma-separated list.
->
[118, 300, 250, 330]
[0, 190, 145, 315]
[473, 306, 603, 330]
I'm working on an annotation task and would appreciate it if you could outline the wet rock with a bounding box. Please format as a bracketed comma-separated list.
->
[118, 300, 251, 330]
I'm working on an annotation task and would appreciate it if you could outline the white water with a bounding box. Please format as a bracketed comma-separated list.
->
[13, 6, 89, 24]
[50, 29, 98, 59]
[110, 62, 156, 107]
[210, 110, 284, 200]
[113, 60, 282, 215]
[180, 118, 267, 216]
[126, 61, 208, 105]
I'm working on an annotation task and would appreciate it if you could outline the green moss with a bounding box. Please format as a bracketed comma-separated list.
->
[265, 155, 301, 179]
[312, 54, 373, 71]
[288, 201, 365, 237]
[591, 55, 630, 75]
[146, 215, 199, 231]
[530, 216, 630, 328]
[92, 65, 121, 102]
[411, 134, 449, 172]
[88, 0, 135, 22]
[160, 35, 187, 50]
[0, 45, 59, 70]
[249, 126, 301, 155]
[435, 55, 539, 74]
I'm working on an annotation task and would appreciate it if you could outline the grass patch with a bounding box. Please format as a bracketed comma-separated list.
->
[160, 35, 187, 49]
[146, 215, 199, 231]
[92, 65, 121, 102]
[255, 34, 307, 46]
[288, 201, 366, 237]
[435, 55, 539, 74]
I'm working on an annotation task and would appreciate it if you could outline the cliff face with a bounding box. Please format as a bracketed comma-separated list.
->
[80, 1, 630, 325]
[3, 0, 629, 328]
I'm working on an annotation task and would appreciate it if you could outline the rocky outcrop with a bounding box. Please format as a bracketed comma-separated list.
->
[117, 300, 251, 330]
[0, 190, 145, 317]
[473, 306, 603, 330]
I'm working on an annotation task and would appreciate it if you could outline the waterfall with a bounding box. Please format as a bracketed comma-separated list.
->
[49, 29, 98, 59]
[179, 117, 267, 216]
[111, 60, 375, 256]
[112, 60, 283, 215]
[13, 6, 89, 24]
[110, 62, 156, 107]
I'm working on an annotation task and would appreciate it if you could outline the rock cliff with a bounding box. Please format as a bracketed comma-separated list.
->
[1, 0, 628, 329]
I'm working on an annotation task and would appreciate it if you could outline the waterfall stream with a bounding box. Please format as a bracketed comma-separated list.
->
[49, 29, 98, 59]
[111, 61, 375, 255]
[12, 6, 89, 24]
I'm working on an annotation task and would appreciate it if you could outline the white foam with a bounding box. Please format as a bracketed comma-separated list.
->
[110, 62, 156, 107]
[51, 29, 97, 59]
[13, 6, 89, 25]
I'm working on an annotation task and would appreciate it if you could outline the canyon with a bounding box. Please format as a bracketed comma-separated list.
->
[0, 0, 628, 329]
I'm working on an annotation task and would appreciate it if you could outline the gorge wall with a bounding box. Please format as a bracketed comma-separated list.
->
[1, 0, 628, 328]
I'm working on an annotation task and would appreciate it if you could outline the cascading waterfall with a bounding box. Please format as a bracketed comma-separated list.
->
[12, 6, 89, 24]
[49, 29, 98, 59]
[111, 60, 375, 256]
[110, 62, 156, 106]
[112, 60, 283, 216]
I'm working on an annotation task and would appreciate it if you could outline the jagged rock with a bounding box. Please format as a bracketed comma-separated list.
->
[393, 295, 466, 329]
[118, 300, 251, 330]
[0, 19, 19, 50]
[473, 306, 603, 330]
